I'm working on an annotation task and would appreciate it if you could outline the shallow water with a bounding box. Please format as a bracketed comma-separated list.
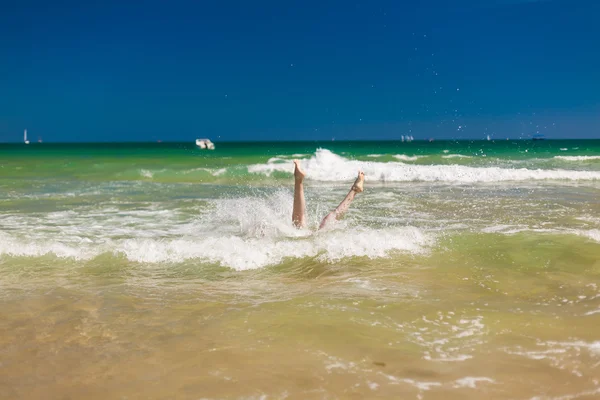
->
[1, 141, 599, 399]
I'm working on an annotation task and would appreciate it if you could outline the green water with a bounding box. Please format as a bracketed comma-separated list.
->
[1, 140, 599, 399]
[2, 140, 600, 184]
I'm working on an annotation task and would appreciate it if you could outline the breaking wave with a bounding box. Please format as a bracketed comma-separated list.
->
[0, 189, 432, 270]
[554, 156, 600, 161]
[248, 149, 600, 183]
[0, 227, 431, 270]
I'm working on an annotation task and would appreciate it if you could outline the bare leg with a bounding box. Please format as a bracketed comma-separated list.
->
[292, 160, 307, 228]
[319, 171, 364, 230]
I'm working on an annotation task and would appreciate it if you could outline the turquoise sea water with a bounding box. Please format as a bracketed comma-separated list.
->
[3, 140, 600, 185]
[1, 140, 600, 399]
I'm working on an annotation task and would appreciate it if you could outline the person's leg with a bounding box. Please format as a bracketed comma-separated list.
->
[319, 171, 364, 230]
[292, 160, 307, 228]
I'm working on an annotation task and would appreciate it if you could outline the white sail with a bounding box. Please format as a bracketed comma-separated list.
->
[24, 129, 29, 144]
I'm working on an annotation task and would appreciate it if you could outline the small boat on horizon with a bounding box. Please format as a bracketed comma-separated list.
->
[196, 138, 215, 150]
[532, 134, 545, 141]
[24, 129, 29, 145]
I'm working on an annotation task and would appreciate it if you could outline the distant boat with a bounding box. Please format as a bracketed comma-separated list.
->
[38, 136, 42, 143]
[196, 138, 215, 149]
[487, 135, 491, 141]
[532, 134, 545, 141]
[24, 129, 29, 145]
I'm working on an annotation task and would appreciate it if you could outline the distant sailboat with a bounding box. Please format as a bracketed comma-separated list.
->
[24, 129, 29, 145]
[487, 135, 491, 141]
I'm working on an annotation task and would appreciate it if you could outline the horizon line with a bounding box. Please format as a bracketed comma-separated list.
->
[1, 137, 597, 144]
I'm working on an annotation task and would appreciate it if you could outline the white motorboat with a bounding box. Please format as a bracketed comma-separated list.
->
[196, 139, 215, 150]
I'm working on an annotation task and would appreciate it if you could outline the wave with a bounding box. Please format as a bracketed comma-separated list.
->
[480, 226, 600, 244]
[0, 227, 431, 270]
[393, 155, 423, 162]
[180, 167, 228, 176]
[137, 167, 229, 179]
[554, 156, 600, 161]
[576, 229, 600, 243]
[248, 149, 600, 183]
[266, 157, 287, 163]
[140, 169, 154, 178]
[0, 190, 431, 270]
[442, 154, 472, 159]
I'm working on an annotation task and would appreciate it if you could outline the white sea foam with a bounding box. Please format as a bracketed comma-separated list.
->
[530, 388, 600, 400]
[481, 224, 520, 233]
[379, 373, 442, 391]
[393, 154, 422, 161]
[0, 232, 98, 259]
[0, 226, 430, 270]
[0, 187, 432, 270]
[481, 226, 561, 235]
[399, 378, 442, 391]
[138, 169, 171, 178]
[506, 339, 600, 383]
[248, 149, 600, 183]
[481, 226, 600, 243]
[453, 377, 495, 389]
[407, 313, 486, 363]
[543, 340, 600, 355]
[0, 183, 430, 271]
[577, 229, 600, 242]
[181, 167, 228, 176]
[504, 347, 568, 361]
[140, 169, 154, 178]
[442, 154, 472, 159]
[554, 156, 600, 161]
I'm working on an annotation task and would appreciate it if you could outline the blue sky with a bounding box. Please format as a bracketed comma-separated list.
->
[0, 0, 598, 142]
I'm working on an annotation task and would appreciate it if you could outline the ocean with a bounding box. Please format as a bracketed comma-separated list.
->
[1, 140, 600, 399]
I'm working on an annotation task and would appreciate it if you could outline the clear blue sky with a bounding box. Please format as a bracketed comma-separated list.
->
[1, 0, 599, 142]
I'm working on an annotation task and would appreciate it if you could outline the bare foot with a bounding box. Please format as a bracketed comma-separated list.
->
[294, 160, 305, 182]
[352, 171, 365, 193]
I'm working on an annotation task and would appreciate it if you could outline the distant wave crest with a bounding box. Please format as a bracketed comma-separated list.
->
[248, 149, 600, 183]
[554, 156, 600, 161]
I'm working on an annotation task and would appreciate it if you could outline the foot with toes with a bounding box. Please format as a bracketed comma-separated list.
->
[352, 171, 365, 193]
[293, 160, 305, 183]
